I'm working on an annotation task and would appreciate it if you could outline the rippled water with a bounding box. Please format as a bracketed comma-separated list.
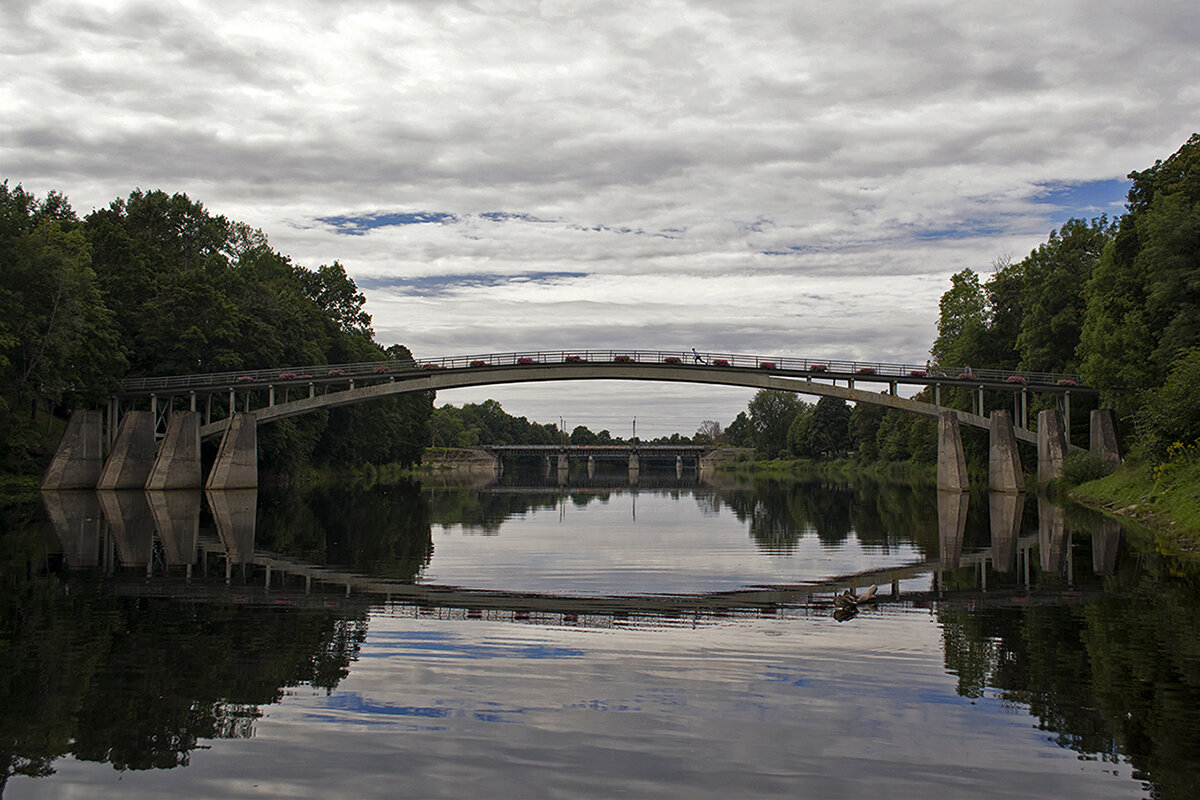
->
[4, 472, 1200, 799]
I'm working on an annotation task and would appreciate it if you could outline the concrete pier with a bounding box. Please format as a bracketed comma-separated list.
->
[936, 411, 969, 491]
[1090, 408, 1122, 469]
[1037, 409, 1068, 485]
[988, 410, 1023, 492]
[146, 411, 202, 490]
[42, 410, 105, 489]
[206, 413, 258, 489]
[97, 411, 156, 489]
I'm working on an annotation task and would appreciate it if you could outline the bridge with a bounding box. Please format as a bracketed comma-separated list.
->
[40, 348, 1121, 494]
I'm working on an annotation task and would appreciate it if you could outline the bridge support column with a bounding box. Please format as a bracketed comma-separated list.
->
[936, 411, 969, 491]
[587, 455, 595, 478]
[146, 411, 202, 490]
[1090, 408, 1122, 469]
[42, 410, 105, 489]
[1037, 409, 1067, 486]
[206, 413, 258, 489]
[629, 452, 640, 486]
[557, 452, 568, 485]
[988, 410, 1023, 493]
[676, 455, 683, 478]
[97, 410, 157, 489]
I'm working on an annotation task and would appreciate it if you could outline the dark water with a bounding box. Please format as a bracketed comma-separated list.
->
[3, 468, 1200, 799]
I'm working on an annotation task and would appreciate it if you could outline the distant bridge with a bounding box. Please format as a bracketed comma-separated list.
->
[43, 349, 1114, 494]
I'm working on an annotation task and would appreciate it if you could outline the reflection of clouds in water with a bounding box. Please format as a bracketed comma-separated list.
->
[423, 491, 928, 596]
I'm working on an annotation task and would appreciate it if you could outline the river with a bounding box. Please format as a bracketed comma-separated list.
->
[2, 465, 1199, 799]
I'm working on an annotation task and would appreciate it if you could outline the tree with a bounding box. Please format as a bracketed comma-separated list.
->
[1080, 134, 1200, 400]
[694, 420, 723, 445]
[931, 269, 988, 370]
[747, 390, 805, 458]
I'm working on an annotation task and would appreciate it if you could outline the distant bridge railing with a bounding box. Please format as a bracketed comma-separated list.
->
[118, 349, 1087, 395]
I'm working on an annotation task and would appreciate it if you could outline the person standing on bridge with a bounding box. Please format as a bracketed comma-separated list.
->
[692, 347, 704, 364]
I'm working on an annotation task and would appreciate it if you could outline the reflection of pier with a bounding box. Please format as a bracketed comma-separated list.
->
[484, 444, 707, 484]
[43, 486, 1125, 618]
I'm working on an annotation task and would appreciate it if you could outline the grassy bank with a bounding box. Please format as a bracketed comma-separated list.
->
[1070, 452, 1200, 556]
[719, 455, 937, 484]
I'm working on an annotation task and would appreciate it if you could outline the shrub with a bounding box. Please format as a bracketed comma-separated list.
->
[613, 355, 633, 363]
[1006, 375, 1027, 384]
[909, 370, 926, 377]
[1140, 347, 1200, 462]
[1060, 451, 1113, 486]
[372, 365, 392, 374]
[810, 364, 827, 372]
[712, 358, 730, 366]
[759, 362, 776, 369]
[279, 372, 298, 379]
[517, 357, 536, 365]
[857, 367, 875, 375]
[664, 356, 682, 364]
[235, 376, 253, 383]
[469, 360, 488, 367]
[564, 355, 586, 363]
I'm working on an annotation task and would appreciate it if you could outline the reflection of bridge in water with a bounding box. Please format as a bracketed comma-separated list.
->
[42, 486, 1125, 624]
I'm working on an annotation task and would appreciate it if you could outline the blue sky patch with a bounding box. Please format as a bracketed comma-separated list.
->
[317, 211, 459, 235]
[1036, 178, 1130, 222]
[357, 271, 587, 295]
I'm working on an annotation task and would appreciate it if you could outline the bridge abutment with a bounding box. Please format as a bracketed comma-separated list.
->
[1037, 409, 1067, 485]
[988, 410, 1023, 492]
[42, 410, 105, 489]
[146, 411, 202, 490]
[96, 410, 156, 489]
[1089, 408, 1122, 469]
[206, 413, 258, 490]
[936, 411, 969, 491]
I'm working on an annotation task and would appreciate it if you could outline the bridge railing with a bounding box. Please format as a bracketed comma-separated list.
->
[118, 349, 1085, 394]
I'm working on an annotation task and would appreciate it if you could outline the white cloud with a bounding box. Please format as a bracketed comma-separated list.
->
[4, 0, 1197, 432]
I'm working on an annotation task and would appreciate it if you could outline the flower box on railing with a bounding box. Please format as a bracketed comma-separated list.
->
[564, 355, 586, 363]
[235, 376, 253, 383]
[1005, 375, 1027, 384]
[1057, 379, 1078, 387]
[278, 372, 298, 379]
[809, 364, 827, 372]
[613, 355, 634, 363]
[329, 369, 347, 376]
[517, 357, 537, 365]
[469, 360, 489, 368]
[663, 356, 682, 364]
[909, 370, 927, 377]
[957, 372, 976, 380]
[372, 365, 392, 374]
[759, 362, 777, 370]
[711, 358, 730, 367]
[857, 367, 876, 375]
[420, 363, 442, 370]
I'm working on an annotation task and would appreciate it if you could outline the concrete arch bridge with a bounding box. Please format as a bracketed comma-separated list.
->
[41, 348, 1118, 493]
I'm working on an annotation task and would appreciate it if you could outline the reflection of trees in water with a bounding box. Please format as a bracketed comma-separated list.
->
[939, 575, 1200, 800]
[257, 480, 433, 579]
[0, 576, 367, 789]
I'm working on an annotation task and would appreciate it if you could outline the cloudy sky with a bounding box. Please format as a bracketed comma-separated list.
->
[4, 1, 1198, 438]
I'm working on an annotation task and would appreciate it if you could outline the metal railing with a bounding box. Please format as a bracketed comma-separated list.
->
[118, 349, 1087, 394]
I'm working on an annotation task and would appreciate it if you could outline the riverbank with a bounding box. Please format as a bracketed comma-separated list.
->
[1070, 457, 1200, 554]
[718, 455, 938, 485]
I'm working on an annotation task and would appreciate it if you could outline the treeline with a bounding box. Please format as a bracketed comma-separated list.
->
[0, 185, 431, 476]
[431, 399, 703, 448]
[720, 133, 1200, 468]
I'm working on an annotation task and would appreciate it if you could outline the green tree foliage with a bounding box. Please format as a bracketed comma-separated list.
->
[0, 183, 432, 476]
[931, 268, 988, 370]
[1080, 134, 1200, 401]
[1137, 346, 1200, 462]
[747, 389, 805, 458]
[1017, 217, 1114, 374]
